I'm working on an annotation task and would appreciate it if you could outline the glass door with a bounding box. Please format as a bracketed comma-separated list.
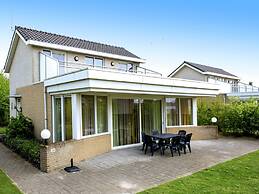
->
[141, 99, 162, 135]
[112, 99, 140, 147]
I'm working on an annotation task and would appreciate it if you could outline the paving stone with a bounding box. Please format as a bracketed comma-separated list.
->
[0, 137, 259, 194]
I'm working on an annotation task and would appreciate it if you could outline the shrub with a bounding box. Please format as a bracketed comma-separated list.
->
[4, 113, 40, 168]
[4, 136, 40, 167]
[6, 114, 34, 139]
[198, 97, 259, 137]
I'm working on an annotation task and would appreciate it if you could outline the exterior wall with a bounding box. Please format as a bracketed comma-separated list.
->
[40, 134, 111, 172]
[166, 125, 218, 140]
[16, 83, 52, 139]
[9, 39, 34, 117]
[172, 66, 206, 81]
[9, 38, 34, 95]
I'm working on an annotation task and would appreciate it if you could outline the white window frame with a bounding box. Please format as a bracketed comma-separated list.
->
[52, 95, 72, 143]
[80, 94, 109, 139]
[85, 55, 104, 68]
[165, 97, 196, 128]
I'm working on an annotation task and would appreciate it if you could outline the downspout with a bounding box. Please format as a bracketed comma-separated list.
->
[43, 85, 48, 130]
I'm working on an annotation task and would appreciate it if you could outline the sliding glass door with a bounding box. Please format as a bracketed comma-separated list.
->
[112, 99, 140, 147]
[141, 100, 162, 135]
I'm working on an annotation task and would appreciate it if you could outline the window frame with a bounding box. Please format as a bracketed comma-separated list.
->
[80, 94, 109, 138]
[165, 98, 194, 127]
[85, 55, 104, 68]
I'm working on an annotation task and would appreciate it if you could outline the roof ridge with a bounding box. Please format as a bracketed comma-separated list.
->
[15, 26, 125, 49]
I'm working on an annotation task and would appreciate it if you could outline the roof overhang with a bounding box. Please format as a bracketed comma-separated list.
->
[168, 62, 240, 80]
[44, 68, 220, 97]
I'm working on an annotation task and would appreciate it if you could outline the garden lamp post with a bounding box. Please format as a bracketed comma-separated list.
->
[41, 128, 50, 145]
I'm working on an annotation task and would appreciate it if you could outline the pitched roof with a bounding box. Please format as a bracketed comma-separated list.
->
[15, 26, 140, 59]
[184, 61, 238, 77]
[169, 61, 239, 79]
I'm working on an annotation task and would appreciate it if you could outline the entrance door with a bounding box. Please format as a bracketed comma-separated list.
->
[112, 99, 140, 147]
[141, 99, 162, 134]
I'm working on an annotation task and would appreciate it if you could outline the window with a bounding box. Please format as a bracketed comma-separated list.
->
[81, 95, 95, 136]
[180, 98, 193, 125]
[85, 56, 104, 68]
[54, 97, 62, 142]
[117, 63, 133, 72]
[165, 98, 193, 126]
[81, 95, 108, 136]
[166, 98, 179, 126]
[94, 58, 103, 68]
[53, 96, 72, 142]
[85, 57, 94, 66]
[97, 96, 108, 133]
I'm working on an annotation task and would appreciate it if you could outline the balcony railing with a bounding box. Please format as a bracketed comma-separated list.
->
[39, 52, 162, 81]
[231, 82, 259, 93]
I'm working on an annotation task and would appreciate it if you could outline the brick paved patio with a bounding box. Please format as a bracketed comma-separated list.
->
[0, 137, 259, 194]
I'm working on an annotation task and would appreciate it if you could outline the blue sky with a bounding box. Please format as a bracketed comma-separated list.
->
[1, 0, 259, 85]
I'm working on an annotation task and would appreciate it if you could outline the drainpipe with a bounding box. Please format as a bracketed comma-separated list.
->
[43, 85, 48, 129]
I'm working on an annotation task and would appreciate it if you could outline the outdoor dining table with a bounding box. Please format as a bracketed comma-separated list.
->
[151, 133, 179, 140]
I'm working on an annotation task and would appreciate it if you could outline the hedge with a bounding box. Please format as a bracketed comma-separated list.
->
[3, 114, 41, 168]
[198, 97, 259, 137]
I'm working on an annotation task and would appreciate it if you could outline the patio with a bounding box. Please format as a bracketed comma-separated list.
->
[0, 137, 259, 194]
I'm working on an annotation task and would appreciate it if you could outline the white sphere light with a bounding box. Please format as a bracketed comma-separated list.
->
[211, 117, 217, 123]
[41, 129, 51, 140]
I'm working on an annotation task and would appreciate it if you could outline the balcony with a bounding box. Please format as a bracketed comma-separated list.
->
[39, 52, 162, 81]
[231, 83, 259, 93]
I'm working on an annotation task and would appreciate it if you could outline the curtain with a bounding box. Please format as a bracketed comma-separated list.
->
[82, 95, 95, 136]
[181, 98, 193, 125]
[97, 96, 108, 133]
[54, 98, 62, 142]
[141, 100, 162, 135]
[64, 97, 72, 140]
[112, 99, 140, 147]
[166, 98, 179, 126]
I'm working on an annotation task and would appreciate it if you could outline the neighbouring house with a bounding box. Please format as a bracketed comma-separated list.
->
[4, 26, 219, 171]
[168, 61, 259, 99]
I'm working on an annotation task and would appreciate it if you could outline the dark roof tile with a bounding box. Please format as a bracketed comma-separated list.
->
[16, 26, 140, 59]
[184, 61, 238, 78]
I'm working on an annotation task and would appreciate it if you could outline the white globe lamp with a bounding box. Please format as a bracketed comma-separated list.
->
[211, 117, 217, 124]
[41, 129, 51, 145]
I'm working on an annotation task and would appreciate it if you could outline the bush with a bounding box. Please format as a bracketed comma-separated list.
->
[4, 136, 40, 167]
[198, 97, 259, 137]
[4, 113, 40, 168]
[6, 114, 34, 139]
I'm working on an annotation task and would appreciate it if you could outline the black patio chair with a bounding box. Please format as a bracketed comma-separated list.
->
[178, 130, 187, 136]
[159, 138, 171, 155]
[152, 130, 159, 135]
[169, 136, 181, 157]
[144, 134, 159, 156]
[180, 133, 192, 154]
[141, 132, 147, 151]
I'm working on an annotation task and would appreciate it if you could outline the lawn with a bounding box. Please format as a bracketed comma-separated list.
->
[0, 127, 6, 134]
[0, 169, 22, 194]
[139, 150, 259, 194]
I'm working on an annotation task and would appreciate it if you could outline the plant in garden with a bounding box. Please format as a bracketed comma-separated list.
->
[0, 72, 9, 126]
[198, 97, 259, 137]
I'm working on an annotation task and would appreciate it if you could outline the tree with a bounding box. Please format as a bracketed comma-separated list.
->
[0, 72, 9, 126]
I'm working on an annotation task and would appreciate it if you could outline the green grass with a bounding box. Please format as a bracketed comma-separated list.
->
[139, 150, 259, 194]
[0, 127, 6, 134]
[0, 169, 22, 194]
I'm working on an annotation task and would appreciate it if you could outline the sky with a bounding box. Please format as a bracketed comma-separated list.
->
[0, 0, 259, 85]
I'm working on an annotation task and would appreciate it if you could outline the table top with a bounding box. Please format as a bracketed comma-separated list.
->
[151, 133, 179, 139]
